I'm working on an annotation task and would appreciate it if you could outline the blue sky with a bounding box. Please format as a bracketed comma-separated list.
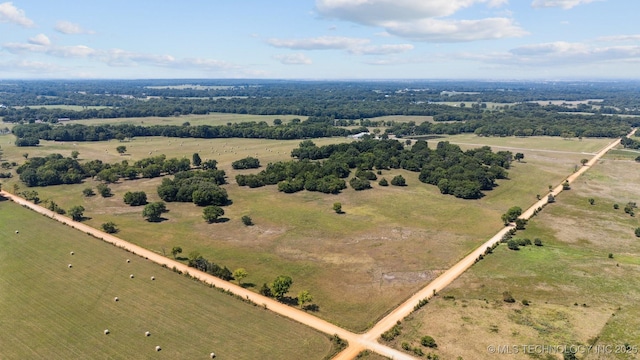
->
[1, 0, 638, 80]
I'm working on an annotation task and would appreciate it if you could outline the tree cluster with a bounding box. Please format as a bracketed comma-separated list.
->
[187, 252, 233, 281]
[157, 170, 229, 206]
[231, 156, 260, 169]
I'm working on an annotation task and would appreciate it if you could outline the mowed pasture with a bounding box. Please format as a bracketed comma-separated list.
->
[0, 199, 333, 359]
[0, 130, 615, 331]
[392, 152, 640, 359]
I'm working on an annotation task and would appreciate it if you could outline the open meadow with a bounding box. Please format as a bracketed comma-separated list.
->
[390, 150, 640, 359]
[0, 198, 334, 359]
[64, 113, 307, 127]
[0, 129, 616, 332]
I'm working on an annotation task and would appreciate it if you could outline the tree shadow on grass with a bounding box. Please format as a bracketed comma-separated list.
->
[278, 296, 299, 306]
[175, 256, 188, 261]
[303, 304, 320, 312]
[240, 282, 256, 289]
[146, 217, 169, 223]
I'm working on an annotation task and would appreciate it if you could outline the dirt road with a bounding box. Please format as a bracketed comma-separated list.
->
[2, 129, 633, 360]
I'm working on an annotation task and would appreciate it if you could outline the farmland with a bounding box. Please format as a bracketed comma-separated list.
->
[0, 128, 615, 331]
[391, 150, 640, 359]
[0, 198, 334, 359]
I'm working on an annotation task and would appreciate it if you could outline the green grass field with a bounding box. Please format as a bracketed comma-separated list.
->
[0, 130, 619, 332]
[392, 153, 640, 359]
[0, 199, 333, 359]
[63, 113, 307, 127]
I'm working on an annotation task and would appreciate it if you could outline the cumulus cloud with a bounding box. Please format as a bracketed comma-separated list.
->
[531, 0, 600, 9]
[28, 34, 51, 46]
[595, 34, 640, 43]
[55, 20, 95, 35]
[267, 36, 414, 55]
[383, 17, 527, 42]
[315, 0, 521, 42]
[0, 2, 34, 27]
[274, 53, 313, 65]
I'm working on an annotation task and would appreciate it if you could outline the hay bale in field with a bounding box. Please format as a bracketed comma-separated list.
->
[68, 264, 72, 268]
[210, 352, 216, 358]
[155, 346, 161, 351]
[126, 259, 130, 263]
[114, 297, 119, 302]
[150, 276, 155, 281]
[130, 274, 134, 279]
[104, 329, 110, 335]
[70, 251, 74, 255]
[15, 230, 19, 234]
[145, 331, 150, 337]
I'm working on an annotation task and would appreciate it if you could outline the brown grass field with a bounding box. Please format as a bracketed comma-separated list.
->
[391, 151, 640, 359]
[0, 128, 617, 332]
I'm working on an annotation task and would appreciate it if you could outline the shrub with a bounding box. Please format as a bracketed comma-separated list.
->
[101, 222, 118, 234]
[241, 215, 253, 226]
[608, 253, 614, 259]
[507, 239, 520, 251]
[378, 178, 389, 186]
[636, 227, 640, 238]
[203, 205, 224, 223]
[588, 198, 595, 205]
[503, 291, 516, 303]
[232, 156, 260, 169]
[420, 335, 437, 348]
[522, 299, 530, 306]
[82, 187, 95, 197]
[349, 177, 371, 191]
[123, 191, 147, 206]
[613, 203, 619, 210]
[534, 238, 543, 246]
[96, 183, 112, 198]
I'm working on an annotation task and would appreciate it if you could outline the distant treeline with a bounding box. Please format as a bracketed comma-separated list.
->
[11, 117, 368, 146]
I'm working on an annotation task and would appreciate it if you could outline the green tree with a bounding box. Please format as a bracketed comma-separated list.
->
[96, 183, 112, 197]
[143, 202, 167, 222]
[259, 283, 272, 297]
[171, 246, 182, 259]
[391, 175, 406, 186]
[507, 239, 520, 251]
[192, 153, 202, 167]
[241, 215, 253, 226]
[635, 227, 640, 237]
[547, 193, 556, 203]
[233, 268, 248, 285]
[562, 180, 570, 190]
[101, 222, 118, 234]
[82, 187, 95, 197]
[515, 218, 527, 230]
[588, 198, 595, 205]
[116, 145, 127, 155]
[378, 178, 389, 186]
[71, 150, 79, 159]
[203, 205, 224, 223]
[502, 206, 522, 224]
[68, 205, 85, 221]
[534, 238, 543, 246]
[123, 191, 147, 206]
[297, 290, 313, 309]
[514, 153, 524, 162]
[333, 202, 343, 214]
[271, 275, 293, 300]
[580, 158, 589, 166]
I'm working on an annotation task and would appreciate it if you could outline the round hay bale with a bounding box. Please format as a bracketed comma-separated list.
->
[145, 331, 150, 337]
[68, 264, 72, 268]
[126, 259, 130, 263]
[70, 251, 74, 255]
[15, 230, 19, 234]
[104, 329, 110, 335]
[210, 352, 216, 358]
[114, 297, 119, 302]
[155, 346, 161, 352]
[130, 274, 134, 279]
[150, 276, 155, 281]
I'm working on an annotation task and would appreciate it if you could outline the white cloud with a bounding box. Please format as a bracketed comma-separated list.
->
[0, 2, 34, 27]
[267, 36, 414, 55]
[274, 53, 313, 65]
[595, 34, 640, 43]
[55, 20, 95, 35]
[28, 34, 51, 46]
[316, 0, 507, 24]
[0, 60, 66, 74]
[383, 17, 527, 42]
[268, 36, 369, 50]
[315, 0, 523, 42]
[531, 0, 600, 9]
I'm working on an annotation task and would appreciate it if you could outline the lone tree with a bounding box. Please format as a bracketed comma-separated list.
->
[297, 290, 313, 309]
[420, 335, 437, 348]
[143, 202, 167, 222]
[97, 183, 112, 198]
[271, 275, 293, 300]
[123, 191, 147, 206]
[116, 145, 127, 155]
[82, 187, 95, 197]
[71, 150, 80, 159]
[580, 158, 589, 166]
[68, 205, 85, 221]
[202, 205, 224, 223]
[391, 175, 407, 186]
[101, 222, 118, 234]
[171, 246, 182, 259]
[233, 268, 248, 285]
[635, 227, 640, 238]
[241, 215, 253, 226]
[333, 202, 343, 214]
[192, 153, 202, 167]
[514, 153, 524, 162]
[502, 206, 522, 225]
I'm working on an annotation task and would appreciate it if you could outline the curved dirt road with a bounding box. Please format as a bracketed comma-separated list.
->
[2, 129, 633, 360]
